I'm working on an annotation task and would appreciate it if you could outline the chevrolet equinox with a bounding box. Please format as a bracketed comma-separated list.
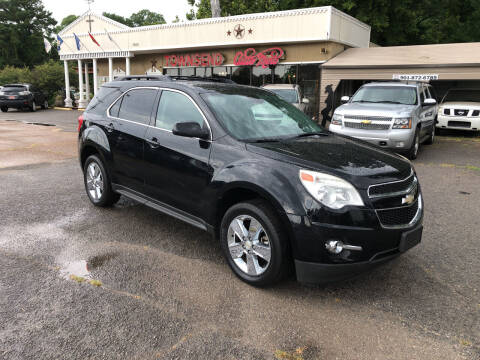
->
[78, 76, 423, 286]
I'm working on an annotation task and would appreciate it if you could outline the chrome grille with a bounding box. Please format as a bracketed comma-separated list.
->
[345, 122, 390, 130]
[344, 115, 392, 121]
[377, 199, 420, 227]
[454, 109, 469, 116]
[368, 171, 416, 198]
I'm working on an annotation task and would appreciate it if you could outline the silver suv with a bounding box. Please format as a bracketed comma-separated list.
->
[329, 82, 438, 159]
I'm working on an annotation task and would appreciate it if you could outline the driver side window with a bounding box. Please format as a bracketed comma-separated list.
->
[156, 90, 205, 131]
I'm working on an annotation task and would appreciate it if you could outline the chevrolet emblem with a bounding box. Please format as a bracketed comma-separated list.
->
[361, 120, 372, 124]
[402, 193, 415, 205]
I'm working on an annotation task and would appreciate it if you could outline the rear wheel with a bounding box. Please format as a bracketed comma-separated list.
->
[83, 155, 120, 207]
[30, 101, 36, 112]
[220, 199, 289, 286]
[41, 100, 48, 109]
[406, 128, 420, 160]
[0, 106, 7, 112]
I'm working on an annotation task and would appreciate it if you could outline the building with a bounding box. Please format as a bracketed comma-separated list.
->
[58, 6, 371, 117]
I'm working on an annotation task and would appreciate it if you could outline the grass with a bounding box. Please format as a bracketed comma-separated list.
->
[274, 347, 307, 360]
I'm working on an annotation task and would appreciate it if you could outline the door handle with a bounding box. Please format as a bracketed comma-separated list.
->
[106, 122, 114, 133]
[146, 137, 160, 148]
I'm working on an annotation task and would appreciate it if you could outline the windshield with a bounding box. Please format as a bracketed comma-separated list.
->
[443, 89, 480, 103]
[201, 87, 323, 141]
[268, 89, 298, 103]
[351, 86, 418, 105]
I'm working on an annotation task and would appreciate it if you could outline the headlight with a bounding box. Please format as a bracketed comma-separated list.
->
[19, 91, 30, 95]
[392, 117, 412, 129]
[331, 113, 343, 125]
[299, 170, 364, 209]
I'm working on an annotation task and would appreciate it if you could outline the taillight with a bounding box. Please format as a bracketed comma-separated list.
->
[78, 114, 84, 132]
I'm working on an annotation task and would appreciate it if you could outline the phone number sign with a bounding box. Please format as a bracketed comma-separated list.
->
[393, 74, 439, 81]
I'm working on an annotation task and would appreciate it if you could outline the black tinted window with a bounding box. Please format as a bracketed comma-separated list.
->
[109, 97, 122, 117]
[156, 90, 205, 131]
[118, 88, 157, 124]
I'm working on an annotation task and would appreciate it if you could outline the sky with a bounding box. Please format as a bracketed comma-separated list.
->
[42, 0, 195, 24]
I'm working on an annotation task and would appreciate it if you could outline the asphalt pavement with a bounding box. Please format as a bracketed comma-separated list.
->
[0, 111, 479, 360]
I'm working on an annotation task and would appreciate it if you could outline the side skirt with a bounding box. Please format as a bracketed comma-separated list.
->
[112, 183, 215, 235]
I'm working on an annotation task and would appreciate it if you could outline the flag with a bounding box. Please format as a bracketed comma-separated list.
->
[73, 33, 81, 50]
[89, 32, 100, 47]
[43, 37, 52, 53]
[105, 28, 113, 42]
[56, 34, 64, 51]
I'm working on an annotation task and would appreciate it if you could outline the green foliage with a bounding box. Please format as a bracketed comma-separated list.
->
[103, 10, 166, 27]
[0, 0, 56, 67]
[54, 15, 78, 34]
[0, 66, 32, 84]
[186, 0, 480, 46]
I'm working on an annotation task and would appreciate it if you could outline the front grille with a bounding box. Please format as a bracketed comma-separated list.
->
[443, 109, 451, 115]
[377, 200, 419, 227]
[454, 109, 469, 116]
[344, 122, 390, 130]
[448, 121, 471, 128]
[368, 172, 415, 198]
[344, 115, 392, 121]
[472, 110, 480, 117]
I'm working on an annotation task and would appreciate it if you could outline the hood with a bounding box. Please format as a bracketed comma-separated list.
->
[336, 102, 416, 117]
[246, 133, 412, 189]
[441, 101, 480, 108]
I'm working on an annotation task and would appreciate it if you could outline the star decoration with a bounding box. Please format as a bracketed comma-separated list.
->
[248, 28, 253, 34]
[227, 30, 231, 36]
[234, 24, 245, 39]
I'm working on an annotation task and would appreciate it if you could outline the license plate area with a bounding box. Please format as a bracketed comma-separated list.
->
[8, 96, 16, 99]
[399, 226, 422, 252]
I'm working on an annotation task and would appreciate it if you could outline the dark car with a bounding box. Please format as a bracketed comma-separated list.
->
[78, 75, 423, 286]
[0, 83, 48, 112]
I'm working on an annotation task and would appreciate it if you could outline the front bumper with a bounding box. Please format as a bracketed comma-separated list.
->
[0, 99, 32, 108]
[437, 115, 480, 131]
[329, 124, 415, 150]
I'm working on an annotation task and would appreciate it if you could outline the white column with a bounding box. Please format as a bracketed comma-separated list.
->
[125, 57, 131, 76]
[84, 62, 90, 102]
[108, 57, 113, 82]
[63, 60, 72, 108]
[92, 58, 98, 96]
[77, 59, 87, 108]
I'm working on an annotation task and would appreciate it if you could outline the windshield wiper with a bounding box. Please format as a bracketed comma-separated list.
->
[287, 132, 329, 140]
[245, 138, 283, 143]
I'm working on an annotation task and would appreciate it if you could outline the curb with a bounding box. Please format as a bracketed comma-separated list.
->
[53, 107, 73, 111]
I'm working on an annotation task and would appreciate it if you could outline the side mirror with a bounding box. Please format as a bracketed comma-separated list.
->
[423, 98, 437, 106]
[172, 122, 209, 140]
[341, 96, 350, 104]
[301, 98, 310, 104]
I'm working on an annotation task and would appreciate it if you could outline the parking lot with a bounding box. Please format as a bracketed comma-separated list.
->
[0, 109, 479, 359]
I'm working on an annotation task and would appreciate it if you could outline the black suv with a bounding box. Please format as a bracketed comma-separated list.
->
[0, 83, 49, 112]
[78, 76, 423, 286]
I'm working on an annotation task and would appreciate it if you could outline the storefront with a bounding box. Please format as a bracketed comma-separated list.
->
[58, 6, 371, 117]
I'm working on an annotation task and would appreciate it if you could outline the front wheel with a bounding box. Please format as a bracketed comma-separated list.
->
[30, 101, 36, 112]
[406, 128, 420, 160]
[0, 106, 7, 112]
[220, 200, 289, 286]
[424, 124, 435, 145]
[41, 100, 48, 109]
[83, 155, 120, 207]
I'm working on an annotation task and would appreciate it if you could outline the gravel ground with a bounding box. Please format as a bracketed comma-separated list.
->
[0, 112, 479, 359]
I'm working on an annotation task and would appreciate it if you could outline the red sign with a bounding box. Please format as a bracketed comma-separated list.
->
[164, 53, 225, 67]
[233, 47, 285, 68]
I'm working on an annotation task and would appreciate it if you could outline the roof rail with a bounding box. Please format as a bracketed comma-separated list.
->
[115, 75, 236, 84]
[116, 75, 171, 81]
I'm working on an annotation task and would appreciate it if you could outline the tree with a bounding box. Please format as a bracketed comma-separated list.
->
[0, 0, 56, 67]
[185, 0, 480, 46]
[129, 9, 166, 26]
[103, 10, 166, 28]
[54, 14, 78, 34]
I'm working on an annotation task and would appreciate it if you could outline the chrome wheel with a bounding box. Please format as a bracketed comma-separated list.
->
[414, 133, 419, 156]
[86, 162, 104, 201]
[227, 215, 271, 276]
[44, 100, 48, 109]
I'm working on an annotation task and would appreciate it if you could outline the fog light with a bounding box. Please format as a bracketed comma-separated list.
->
[325, 240, 344, 254]
[396, 141, 405, 148]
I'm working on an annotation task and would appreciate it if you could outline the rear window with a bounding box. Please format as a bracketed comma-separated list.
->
[117, 88, 157, 124]
[86, 86, 123, 115]
[443, 90, 480, 103]
[3, 85, 27, 92]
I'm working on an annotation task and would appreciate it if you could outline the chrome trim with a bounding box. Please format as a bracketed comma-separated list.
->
[367, 169, 415, 199]
[105, 86, 213, 141]
[342, 244, 363, 251]
[376, 194, 423, 230]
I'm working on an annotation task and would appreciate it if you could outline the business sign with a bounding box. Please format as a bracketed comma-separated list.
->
[164, 52, 225, 67]
[393, 74, 439, 81]
[234, 47, 285, 69]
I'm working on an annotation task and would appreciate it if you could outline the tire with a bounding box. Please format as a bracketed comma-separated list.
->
[424, 124, 435, 145]
[0, 106, 7, 112]
[30, 101, 36, 112]
[83, 155, 120, 207]
[41, 100, 48, 110]
[220, 199, 289, 286]
[406, 128, 420, 160]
